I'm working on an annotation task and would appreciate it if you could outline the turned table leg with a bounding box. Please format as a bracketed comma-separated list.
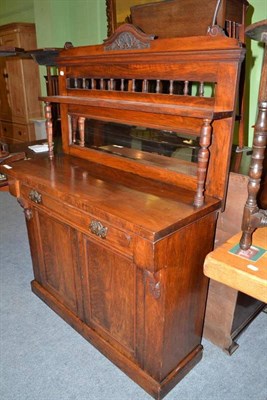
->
[240, 19, 267, 250]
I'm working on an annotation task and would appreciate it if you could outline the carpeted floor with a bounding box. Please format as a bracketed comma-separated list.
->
[1, 191, 266, 400]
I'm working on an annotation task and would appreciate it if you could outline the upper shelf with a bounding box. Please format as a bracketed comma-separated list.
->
[40, 94, 232, 121]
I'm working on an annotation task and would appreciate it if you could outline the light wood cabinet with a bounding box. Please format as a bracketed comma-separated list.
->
[0, 23, 42, 143]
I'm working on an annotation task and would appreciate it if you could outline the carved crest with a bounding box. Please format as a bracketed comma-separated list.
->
[104, 23, 155, 51]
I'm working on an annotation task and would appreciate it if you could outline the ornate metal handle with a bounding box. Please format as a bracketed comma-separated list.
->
[89, 220, 108, 239]
[29, 189, 42, 204]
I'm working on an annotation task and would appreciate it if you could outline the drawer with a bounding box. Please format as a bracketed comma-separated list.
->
[21, 184, 133, 256]
[1, 122, 29, 142]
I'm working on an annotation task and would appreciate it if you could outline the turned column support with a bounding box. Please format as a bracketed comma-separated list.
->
[240, 101, 267, 249]
[71, 115, 78, 144]
[44, 102, 54, 160]
[194, 119, 212, 207]
[78, 117, 86, 147]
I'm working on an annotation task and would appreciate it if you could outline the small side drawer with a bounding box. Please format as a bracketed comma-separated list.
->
[21, 184, 133, 256]
[1, 122, 29, 142]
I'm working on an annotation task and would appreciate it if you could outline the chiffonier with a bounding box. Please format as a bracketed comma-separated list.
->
[1, 24, 245, 399]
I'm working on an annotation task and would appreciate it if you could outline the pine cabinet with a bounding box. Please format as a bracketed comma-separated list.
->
[0, 23, 42, 143]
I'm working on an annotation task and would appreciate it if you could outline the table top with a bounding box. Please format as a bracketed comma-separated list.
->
[204, 228, 267, 303]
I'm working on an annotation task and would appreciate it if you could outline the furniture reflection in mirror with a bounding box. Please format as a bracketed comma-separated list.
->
[1, 25, 245, 399]
[70, 119, 200, 165]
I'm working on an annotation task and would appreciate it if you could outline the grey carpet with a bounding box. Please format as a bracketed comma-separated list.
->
[0, 191, 266, 400]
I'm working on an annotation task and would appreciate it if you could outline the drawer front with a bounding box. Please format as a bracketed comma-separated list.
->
[1, 121, 29, 142]
[21, 184, 133, 256]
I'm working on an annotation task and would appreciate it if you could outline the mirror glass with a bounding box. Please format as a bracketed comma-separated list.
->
[70, 119, 199, 176]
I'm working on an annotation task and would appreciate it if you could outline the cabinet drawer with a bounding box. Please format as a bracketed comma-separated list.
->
[1, 122, 29, 142]
[21, 184, 133, 256]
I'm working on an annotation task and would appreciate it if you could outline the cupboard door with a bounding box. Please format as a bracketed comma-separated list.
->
[29, 209, 83, 318]
[0, 33, 26, 123]
[5, 58, 26, 123]
[82, 237, 137, 359]
[0, 58, 11, 121]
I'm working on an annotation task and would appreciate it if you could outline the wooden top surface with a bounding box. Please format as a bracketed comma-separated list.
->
[1, 154, 220, 240]
[204, 228, 267, 302]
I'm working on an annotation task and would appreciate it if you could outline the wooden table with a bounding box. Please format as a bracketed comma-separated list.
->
[204, 228, 267, 303]
[0, 140, 49, 191]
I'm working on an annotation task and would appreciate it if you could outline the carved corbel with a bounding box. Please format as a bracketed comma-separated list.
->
[17, 197, 33, 221]
[145, 270, 161, 300]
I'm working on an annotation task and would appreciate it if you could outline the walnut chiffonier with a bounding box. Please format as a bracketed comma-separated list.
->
[1, 25, 245, 399]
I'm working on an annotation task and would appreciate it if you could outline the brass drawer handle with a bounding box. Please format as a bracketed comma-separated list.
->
[29, 189, 42, 204]
[89, 220, 108, 239]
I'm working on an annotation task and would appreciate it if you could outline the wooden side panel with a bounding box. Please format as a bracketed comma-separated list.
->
[143, 211, 217, 381]
[204, 279, 239, 353]
[215, 172, 249, 246]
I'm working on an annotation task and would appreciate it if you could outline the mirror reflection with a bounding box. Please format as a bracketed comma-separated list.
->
[70, 118, 199, 175]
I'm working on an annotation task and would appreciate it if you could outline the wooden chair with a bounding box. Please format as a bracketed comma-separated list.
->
[130, 0, 248, 41]
[205, 19, 267, 345]
[239, 19, 267, 250]
[128, 4, 257, 354]
[204, 20, 267, 346]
